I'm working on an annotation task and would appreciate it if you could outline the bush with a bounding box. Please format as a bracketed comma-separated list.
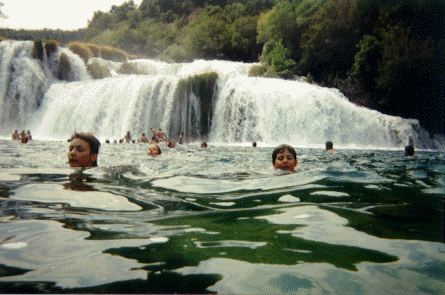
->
[84, 43, 101, 57]
[101, 46, 128, 62]
[68, 42, 93, 63]
[248, 65, 267, 77]
[44, 40, 59, 59]
[87, 60, 112, 79]
[159, 44, 190, 63]
[116, 62, 148, 75]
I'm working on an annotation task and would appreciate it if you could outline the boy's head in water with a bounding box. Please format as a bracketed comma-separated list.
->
[405, 145, 415, 156]
[325, 141, 334, 152]
[272, 144, 297, 172]
[68, 133, 100, 167]
[147, 144, 161, 155]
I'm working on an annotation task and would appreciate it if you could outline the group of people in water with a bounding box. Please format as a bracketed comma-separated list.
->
[11, 130, 32, 143]
[68, 131, 416, 174]
[11, 129, 415, 170]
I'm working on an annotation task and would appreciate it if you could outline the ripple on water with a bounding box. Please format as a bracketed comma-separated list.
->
[11, 183, 142, 211]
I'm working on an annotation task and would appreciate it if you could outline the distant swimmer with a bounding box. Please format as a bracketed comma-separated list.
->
[20, 130, 28, 143]
[178, 132, 184, 144]
[124, 131, 132, 143]
[405, 145, 415, 156]
[272, 144, 298, 172]
[150, 127, 158, 139]
[138, 133, 149, 143]
[253, 142, 257, 147]
[12, 130, 19, 140]
[147, 144, 161, 155]
[167, 140, 176, 148]
[156, 129, 167, 143]
[26, 130, 32, 140]
[68, 133, 100, 168]
[200, 142, 207, 148]
[325, 141, 334, 152]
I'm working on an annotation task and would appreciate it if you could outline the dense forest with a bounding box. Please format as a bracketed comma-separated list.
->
[1, 0, 444, 134]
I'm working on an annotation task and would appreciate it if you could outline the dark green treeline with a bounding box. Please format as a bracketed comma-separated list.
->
[1, 0, 444, 134]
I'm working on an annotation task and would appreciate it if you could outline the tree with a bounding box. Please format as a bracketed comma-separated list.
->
[300, 0, 361, 82]
[181, 6, 232, 60]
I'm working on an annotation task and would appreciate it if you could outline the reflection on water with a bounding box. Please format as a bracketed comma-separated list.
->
[0, 140, 444, 294]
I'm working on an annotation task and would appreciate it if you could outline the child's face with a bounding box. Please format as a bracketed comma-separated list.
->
[273, 148, 297, 171]
[147, 144, 160, 155]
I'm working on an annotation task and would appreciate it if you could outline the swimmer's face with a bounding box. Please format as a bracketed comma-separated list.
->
[147, 144, 160, 155]
[68, 138, 97, 168]
[273, 148, 297, 171]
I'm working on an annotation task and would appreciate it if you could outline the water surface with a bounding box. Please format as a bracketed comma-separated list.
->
[0, 140, 444, 294]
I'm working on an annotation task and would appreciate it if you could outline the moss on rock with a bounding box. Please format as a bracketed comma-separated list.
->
[58, 52, 72, 81]
[116, 62, 148, 75]
[68, 42, 93, 63]
[101, 46, 128, 62]
[32, 40, 44, 62]
[87, 60, 112, 79]
[44, 40, 59, 59]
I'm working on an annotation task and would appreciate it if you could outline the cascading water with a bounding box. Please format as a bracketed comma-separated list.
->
[0, 40, 442, 149]
[209, 77, 433, 149]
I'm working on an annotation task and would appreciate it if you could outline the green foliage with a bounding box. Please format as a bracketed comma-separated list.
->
[68, 42, 93, 63]
[248, 64, 267, 77]
[159, 44, 189, 62]
[182, 6, 232, 60]
[101, 45, 128, 62]
[259, 40, 295, 79]
[350, 35, 381, 92]
[300, 0, 361, 81]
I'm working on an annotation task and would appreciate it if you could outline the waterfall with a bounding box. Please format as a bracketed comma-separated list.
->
[0, 41, 442, 149]
[0, 40, 89, 132]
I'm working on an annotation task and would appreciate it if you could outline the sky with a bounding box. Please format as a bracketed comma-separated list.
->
[0, 0, 143, 30]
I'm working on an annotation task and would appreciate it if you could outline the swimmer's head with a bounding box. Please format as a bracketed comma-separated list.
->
[68, 133, 100, 167]
[272, 144, 297, 172]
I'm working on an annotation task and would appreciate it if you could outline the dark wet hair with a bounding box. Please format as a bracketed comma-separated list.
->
[405, 145, 415, 156]
[325, 141, 333, 150]
[272, 144, 296, 164]
[70, 133, 100, 166]
[253, 142, 257, 147]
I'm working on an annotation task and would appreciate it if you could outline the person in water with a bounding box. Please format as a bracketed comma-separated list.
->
[325, 141, 334, 152]
[200, 142, 207, 148]
[167, 140, 176, 148]
[68, 133, 100, 168]
[178, 132, 184, 144]
[12, 130, 19, 140]
[138, 133, 149, 143]
[253, 142, 257, 147]
[405, 144, 415, 156]
[272, 144, 298, 172]
[123, 131, 132, 143]
[147, 144, 161, 155]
